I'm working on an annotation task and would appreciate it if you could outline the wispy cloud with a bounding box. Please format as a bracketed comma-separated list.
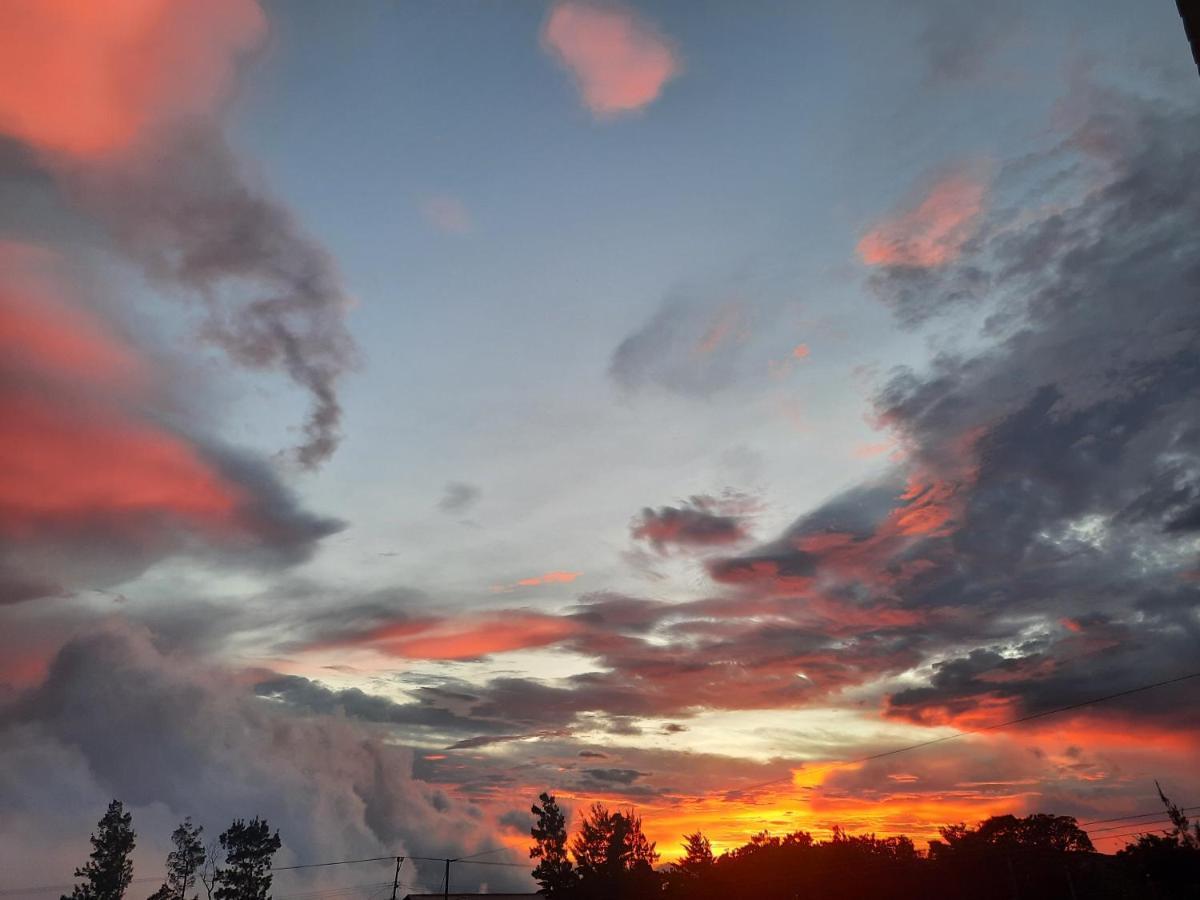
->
[857, 167, 988, 268]
[421, 194, 473, 235]
[0, 244, 340, 605]
[0, 0, 357, 468]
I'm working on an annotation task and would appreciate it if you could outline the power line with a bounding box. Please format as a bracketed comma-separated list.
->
[1089, 827, 1176, 844]
[274, 856, 395, 872]
[0, 876, 163, 898]
[1079, 805, 1200, 828]
[453, 846, 511, 861]
[5, 672, 1194, 899]
[723, 669, 1200, 798]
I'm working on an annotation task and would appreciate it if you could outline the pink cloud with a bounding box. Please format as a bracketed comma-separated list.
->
[542, 2, 680, 116]
[853, 441, 892, 459]
[857, 169, 988, 268]
[518, 570, 583, 586]
[314, 612, 583, 661]
[421, 194, 472, 235]
[0, 0, 264, 161]
[491, 570, 583, 593]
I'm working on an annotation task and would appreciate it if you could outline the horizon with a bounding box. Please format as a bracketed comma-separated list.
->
[2, 0, 1199, 895]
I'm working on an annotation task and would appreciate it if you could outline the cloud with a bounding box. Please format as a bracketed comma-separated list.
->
[0, 0, 263, 159]
[312, 611, 585, 661]
[438, 481, 482, 514]
[583, 767, 646, 785]
[846, 86, 1200, 731]
[253, 674, 516, 742]
[520, 570, 583, 585]
[857, 167, 988, 269]
[915, 0, 1023, 84]
[0, 245, 340, 603]
[491, 570, 583, 592]
[609, 296, 754, 397]
[0, 0, 357, 468]
[631, 495, 751, 552]
[541, 1, 680, 117]
[0, 624, 527, 892]
[420, 194, 472, 235]
[430, 88, 1200, 753]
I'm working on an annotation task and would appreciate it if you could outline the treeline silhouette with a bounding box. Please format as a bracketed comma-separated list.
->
[61, 801, 280, 900]
[529, 785, 1200, 900]
[49, 785, 1200, 900]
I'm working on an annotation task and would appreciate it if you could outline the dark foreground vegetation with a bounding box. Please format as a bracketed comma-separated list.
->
[61, 801, 280, 900]
[56, 786, 1199, 900]
[529, 788, 1200, 900]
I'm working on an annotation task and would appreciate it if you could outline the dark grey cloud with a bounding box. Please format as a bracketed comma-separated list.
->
[69, 129, 357, 468]
[438, 481, 482, 514]
[631, 495, 750, 552]
[821, 87, 1200, 721]
[915, 0, 1023, 84]
[253, 674, 515, 741]
[0, 625, 529, 892]
[583, 768, 646, 785]
[568, 593, 668, 634]
[503, 85, 1200, 735]
[864, 262, 991, 327]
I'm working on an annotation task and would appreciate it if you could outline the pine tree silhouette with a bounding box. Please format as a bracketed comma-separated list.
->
[530, 792, 575, 896]
[62, 800, 136, 900]
[212, 819, 280, 900]
[148, 819, 206, 900]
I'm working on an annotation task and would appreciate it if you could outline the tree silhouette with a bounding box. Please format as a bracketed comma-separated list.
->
[676, 831, 714, 878]
[1157, 780, 1200, 849]
[931, 813, 1093, 855]
[212, 819, 281, 900]
[149, 819, 206, 900]
[528, 791, 1200, 900]
[570, 803, 659, 897]
[61, 800, 136, 900]
[1117, 783, 1200, 898]
[530, 792, 575, 896]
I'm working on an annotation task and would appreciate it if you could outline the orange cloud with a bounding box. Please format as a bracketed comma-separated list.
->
[0, 0, 264, 160]
[792, 343, 811, 359]
[0, 246, 241, 539]
[0, 245, 144, 388]
[0, 390, 240, 534]
[322, 612, 583, 661]
[542, 2, 680, 116]
[0, 244, 338, 605]
[522, 570, 583, 586]
[493, 570, 584, 592]
[857, 170, 987, 268]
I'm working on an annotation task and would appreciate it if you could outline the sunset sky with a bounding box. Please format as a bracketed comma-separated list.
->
[2, 0, 1200, 894]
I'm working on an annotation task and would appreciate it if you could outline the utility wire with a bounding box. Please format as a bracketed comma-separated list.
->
[453, 846, 512, 861]
[723, 669, 1200, 798]
[274, 857, 395, 872]
[1079, 805, 1200, 828]
[5, 671, 1195, 898]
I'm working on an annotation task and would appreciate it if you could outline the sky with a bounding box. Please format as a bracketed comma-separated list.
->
[1, 0, 1199, 894]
